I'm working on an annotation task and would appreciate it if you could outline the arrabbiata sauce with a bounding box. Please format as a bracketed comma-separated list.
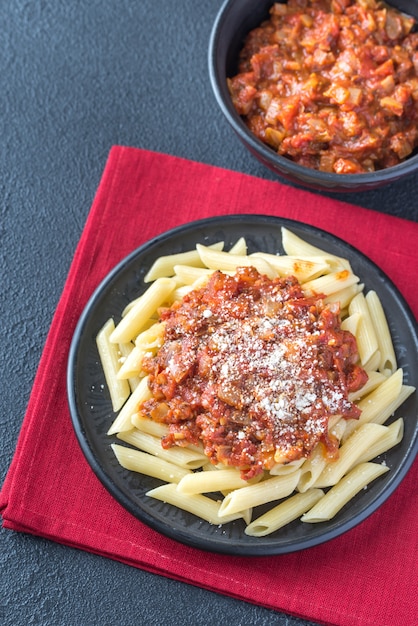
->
[228, 0, 418, 174]
[140, 267, 368, 480]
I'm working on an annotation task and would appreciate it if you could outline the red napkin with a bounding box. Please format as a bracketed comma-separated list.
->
[1, 146, 417, 626]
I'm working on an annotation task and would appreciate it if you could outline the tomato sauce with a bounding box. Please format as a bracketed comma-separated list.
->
[228, 0, 418, 173]
[140, 267, 368, 479]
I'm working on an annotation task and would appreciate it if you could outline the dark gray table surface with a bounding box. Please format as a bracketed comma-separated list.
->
[1, 2, 417, 625]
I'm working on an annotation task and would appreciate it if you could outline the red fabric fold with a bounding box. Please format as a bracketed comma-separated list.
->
[1, 146, 417, 626]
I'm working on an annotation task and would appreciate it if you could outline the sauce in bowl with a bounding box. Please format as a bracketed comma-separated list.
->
[228, 0, 418, 173]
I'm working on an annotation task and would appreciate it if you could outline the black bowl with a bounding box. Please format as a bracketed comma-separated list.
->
[208, 0, 418, 192]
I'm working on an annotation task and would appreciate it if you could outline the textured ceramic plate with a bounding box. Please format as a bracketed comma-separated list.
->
[67, 215, 418, 555]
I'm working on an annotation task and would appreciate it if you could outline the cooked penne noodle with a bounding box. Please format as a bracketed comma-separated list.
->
[198, 462, 243, 497]
[117, 342, 142, 390]
[117, 345, 146, 380]
[297, 444, 328, 493]
[301, 463, 389, 523]
[329, 416, 347, 441]
[245, 489, 324, 536]
[365, 290, 397, 375]
[135, 322, 165, 349]
[173, 265, 215, 285]
[177, 468, 253, 494]
[96, 228, 414, 536]
[171, 285, 194, 301]
[107, 375, 152, 435]
[371, 384, 415, 425]
[111, 444, 191, 483]
[341, 312, 361, 336]
[130, 412, 170, 438]
[146, 483, 249, 525]
[228, 237, 247, 255]
[364, 349, 381, 374]
[207, 461, 237, 472]
[143, 242, 224, 282]
[355, 418, 404, 464]
[282, 228, 328, 258]
[343, 369, 411, 439]
[297, 417, 346, 493]
[196, 244, 277, 279]
[314, 423, 387, 488]
[302, 269, 359, 297]
[218, 471, 301, 518]
[348, 292, 379, 367]
[324, 283, 363, 309]
[117, 430, 207, 470]
[327, 414, 343, 431]
[270, 458, 305, 475]
[250, 252, 330, 282]
[96, 319, 130, 412]
[127, 375, 141, 392]
[347, 370, 387, 402]
[110, 277, 176, 344]
[281, 228, 351, 270]
[122, 293, 162, 319]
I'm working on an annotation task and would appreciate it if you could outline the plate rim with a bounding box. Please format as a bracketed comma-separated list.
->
[67, 214, 418, 555]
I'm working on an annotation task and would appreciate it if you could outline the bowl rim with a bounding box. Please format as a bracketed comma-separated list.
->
[208, 0, 418, 188]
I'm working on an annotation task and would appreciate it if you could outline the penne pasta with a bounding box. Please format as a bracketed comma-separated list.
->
[281, 228, 351, 270]
[110, 277, 176, 344]
[298, 419, 346, 493]
[112, 444, 191, 483]
[146, 483, 249, 525]
[135, 321, 166, 349]
[365, 290, 397, 375]
[130, 412, 170, 438]
[347, 370, 387, 402]
[348, 292, 379, 367]
[342, 369, 409, 440]
[177, 468, 253, 494]
[117, 430, 207, 470]
[117, 342, 142, 390]
[301, 463, 389, 522]
[117, 345, 146, 380]
[355, 418, 404, 464]
[173, 265, 215, 285]
[314, 423, 387, 488]
[363, 349, 381, 374]
[198, 462, 246, 498]
[341, 312, 361, 336]
[371, 384, 415, 425]
[228, 237, 248, 256]
[171, 285, 194, 301]
[218, 472, 300, 518]
[270, 458, 305, 475]
[96, 319, 130, 412]
[302, 269, 359, 297]
[297, 444, 328, 493]
[324, 283, 363, 309]
[143, 242, 224, 282]
[245, 489, 324, 536]
[107, 375, 152, 435]
[250, 252, 330, 282]
[95, 229, 414, 536]
[196, 244, 277, 279]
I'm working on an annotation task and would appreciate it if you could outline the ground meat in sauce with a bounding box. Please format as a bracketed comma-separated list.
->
[228, 0, 418, 173]
[139, 267, 368, 480]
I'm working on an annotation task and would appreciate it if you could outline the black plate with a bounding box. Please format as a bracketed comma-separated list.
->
[67, 215, 418, 555]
